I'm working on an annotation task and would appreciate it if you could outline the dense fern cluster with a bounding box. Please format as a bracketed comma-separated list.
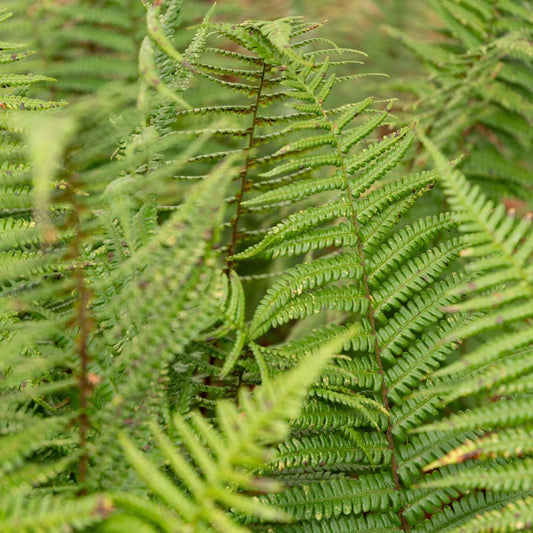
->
[0, 1, 532, 532]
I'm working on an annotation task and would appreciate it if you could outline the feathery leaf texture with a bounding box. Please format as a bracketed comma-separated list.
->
[0, 2, 531, 533]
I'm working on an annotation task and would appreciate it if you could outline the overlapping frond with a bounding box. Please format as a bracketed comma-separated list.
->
[0, 14, 84, 529]
[1, 2, 531, 533]
[89, 158, 239, 490]
[115, 328, 356, 533]
[208, 16, 480, 532]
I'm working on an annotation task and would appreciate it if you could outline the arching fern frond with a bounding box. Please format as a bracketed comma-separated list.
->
[215, 16, 479, 532]
[409, 132, 533, 527]
[115, 327, 357, 532]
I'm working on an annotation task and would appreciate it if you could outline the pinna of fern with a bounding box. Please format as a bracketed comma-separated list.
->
[0, 7, 62, 114]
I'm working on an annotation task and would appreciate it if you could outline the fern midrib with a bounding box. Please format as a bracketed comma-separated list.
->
[350, 199, 412, 532]
[292, 65, 411, 531]
[225, 62, 267, 271]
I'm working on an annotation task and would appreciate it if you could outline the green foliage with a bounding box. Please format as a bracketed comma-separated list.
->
[411, 135, 533, 522]
[386, 0, 533, 202]
[0, 2, 531, 533]
[116, 327, 356, 532]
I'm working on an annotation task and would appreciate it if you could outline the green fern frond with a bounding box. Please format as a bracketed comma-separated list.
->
[89, 157, 237, 489]
[404, 130, 533, 510]
[116, 326, 358, 532]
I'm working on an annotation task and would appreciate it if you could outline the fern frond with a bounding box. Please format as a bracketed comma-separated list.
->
[404, 131, 533, 510]
[89, 157, 237, 489]
[116, 326, 358, 531]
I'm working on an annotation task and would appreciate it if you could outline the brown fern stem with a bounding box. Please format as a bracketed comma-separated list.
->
[353, 232, 411, 532]
[75, 260, 91, 493]
[61, 178, 93, 494]
[201, 63, 267, 412]
[225, 62, 267, 272]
